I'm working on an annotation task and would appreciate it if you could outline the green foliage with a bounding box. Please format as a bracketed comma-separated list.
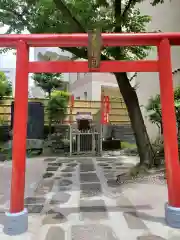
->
[146, 94, 161, 127]
[32, 73, 63, 97]
[174, 86, 180, 101]
[47, 90, 69, 123]
[151, 0, 165, 6]
[51, 90, 71, 98]
[146, 87, 180, 132]
[0, 71, 12, 99]
[121, 141, 137, 149]
[0, 0, 165, 60]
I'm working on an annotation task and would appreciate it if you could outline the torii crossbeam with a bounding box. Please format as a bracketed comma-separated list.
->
[2, 32, 180, 235]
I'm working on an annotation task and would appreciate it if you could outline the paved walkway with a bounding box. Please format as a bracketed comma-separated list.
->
[0, 156, 180, 239]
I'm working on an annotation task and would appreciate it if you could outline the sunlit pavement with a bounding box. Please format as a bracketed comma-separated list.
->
[0, 156, 180, 239]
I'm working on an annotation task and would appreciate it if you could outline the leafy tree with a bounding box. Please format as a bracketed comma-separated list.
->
[0, 71, 12, 99]
[32, 73, 64, 133]
[0, 0, 167, 165]
[151, 0, 165, 5]
[146, 87, 180, 135]
[146, 94, 162, 134]
[32, 73, 64, 98]
[47, 90, 69, 152]
[47, 90, 69, 124]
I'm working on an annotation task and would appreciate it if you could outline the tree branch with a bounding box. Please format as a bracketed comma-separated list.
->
[129, 72, 137, 81]
[122, 0, 135, 18]
[151, 0, 165, 6]
[1, 0, 109, 61]
[61, 47, 87, 59]
[52, 0, 109, 60]
[96, 0, 109, 7]
[113, 0, 123, 59]
[53, 0, 85, 33]
[61, 47, 109, 60]
[0, 7, 29, 27]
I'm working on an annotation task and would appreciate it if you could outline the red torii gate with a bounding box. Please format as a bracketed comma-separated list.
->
[1, 33, 180, 234]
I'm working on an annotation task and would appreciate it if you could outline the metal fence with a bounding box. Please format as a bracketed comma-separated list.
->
[69, 128, 102, 156]
[48, 124, 102, 156]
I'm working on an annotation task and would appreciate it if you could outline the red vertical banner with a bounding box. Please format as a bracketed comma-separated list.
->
[105, 96, 110, 124]
[69, 95, 74, 124]
[100, 95, 104, 124]
[101, 95, 110, 125]
[105, 96, 110, 113]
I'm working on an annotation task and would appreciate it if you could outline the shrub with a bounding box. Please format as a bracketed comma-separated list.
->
[47, 90, 69, 124]
[146, 86, 180, 135]
[0, 72, 12, 99]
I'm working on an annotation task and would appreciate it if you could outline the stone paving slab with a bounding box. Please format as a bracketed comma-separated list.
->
[45, 226, 65, 240]
[80, 173, 100, 183]
[71, 224, 119, 240]
[0, 156, 180, 240]
[80, 163, 95, 172]
[80, 199, 108, 220]
[80, 183, 102, 198]
[50, 192, 71, 205]
[42, 209, 67, 225]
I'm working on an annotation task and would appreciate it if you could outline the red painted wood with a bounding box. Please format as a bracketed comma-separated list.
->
[29, 60, 158, 73]
[101, 95, 110, 124]
[10, 41, 29, 213]
[71, 95, 75, 107]
[104, 96, 110, 113]
[0, 33, 180, 47]
[158, 39, 180, 207]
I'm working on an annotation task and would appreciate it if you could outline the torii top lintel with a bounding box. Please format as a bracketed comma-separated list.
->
[0, 32, 180, 48]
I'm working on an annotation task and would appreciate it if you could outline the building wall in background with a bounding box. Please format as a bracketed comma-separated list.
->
[136, 0, 180, 141]
[72, 80, 93, 100]
[0, 48, 34, 96]
[70, 73, 118, 100]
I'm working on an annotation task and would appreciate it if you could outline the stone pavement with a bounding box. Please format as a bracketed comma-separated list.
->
[0, 157, 48, 204]
[0, 156, 180, 239]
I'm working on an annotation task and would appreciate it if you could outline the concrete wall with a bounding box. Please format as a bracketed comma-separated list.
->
[72, 80, 93, 100]
[135, 0, 180, 141]
[71, 73, 118, 100]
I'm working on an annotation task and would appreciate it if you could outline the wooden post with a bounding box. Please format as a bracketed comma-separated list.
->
[87, 29, 102, 69]
[10, 40, 29, 213]
[158, 39, 180, 207]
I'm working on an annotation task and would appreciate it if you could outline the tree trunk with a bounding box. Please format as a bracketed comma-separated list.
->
[115, 72, 154, 166]
[160, 121, 163, 135]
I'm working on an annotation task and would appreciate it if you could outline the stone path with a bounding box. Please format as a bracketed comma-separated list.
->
[0, 156, 180, 239]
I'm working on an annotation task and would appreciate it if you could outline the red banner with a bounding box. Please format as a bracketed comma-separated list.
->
[105, 96, 110, 113]
[101, 95, 110, 124]
[69, 95, 74, 124]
